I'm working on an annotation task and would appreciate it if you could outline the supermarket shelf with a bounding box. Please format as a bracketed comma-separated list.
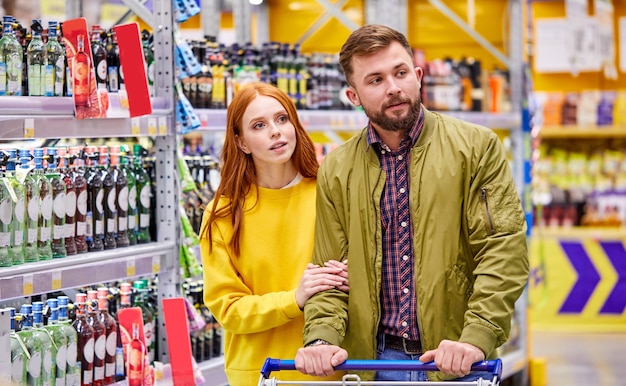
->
[500, 349, 527, 380]
[0, 96, 172, 140]
[193, 109, 520, 132]
[0, 241, 175, 301]
[538, 125, 626, 139]
[531, 226, 626, 239]
[199, 356, 228, 386]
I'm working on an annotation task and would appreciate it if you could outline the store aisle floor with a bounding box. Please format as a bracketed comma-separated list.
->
[530, 331, 626, 385]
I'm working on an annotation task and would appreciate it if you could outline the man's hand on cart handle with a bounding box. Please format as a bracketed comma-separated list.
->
[419, 339, 485, 378]
[295, 343, 349, 377]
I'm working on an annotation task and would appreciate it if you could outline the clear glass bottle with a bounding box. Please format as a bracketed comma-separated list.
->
[44, 299, 69, 386]
[72, 293, 95, 386]
[5, 149, 25, 265]
[18, 149, 40, 263]
[45, 21, 65, 96]
[18, 304, 45, 385]
[84, 146, 104, 251]
[97, 287, 118, 385]
[32, 301, 57, 385]
[58, 296, 81, 386]
[86, 290, 106, 386]
[121, 146, 137, 245]
[68, 146, 88, 253]
[133, 145, 151, 244]
[45, 147, 67, 258]
[4, 19, 23, 95]
[0, 15, 14, 95]
[0, 157, 13, 267]
[98, 145, 116, 250]
[27, 19, 47, 96]
[109, 145, 129, 247]
[9, 307, 28, 384]
[57, 147, 77, 255]
[34, 148, 53, 260]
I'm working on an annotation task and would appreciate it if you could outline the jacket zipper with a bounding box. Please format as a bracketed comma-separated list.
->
[481, 187, 496, 235]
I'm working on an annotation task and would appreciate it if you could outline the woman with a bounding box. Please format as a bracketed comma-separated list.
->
[200, 82, 348, 386]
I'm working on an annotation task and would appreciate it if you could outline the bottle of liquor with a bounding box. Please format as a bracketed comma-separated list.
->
[9, 307, 28, 384]
[127, 322, 146, 386]
[132, 280, 154, 364]
[121, 147, 137, 245]
[98, 145, 117, 250]
[116, 282, 133, 359]
[45, 21, 65, 96]
[84, 145, 104, 252]
[18, 304, 45, 385]
[105, 31, 120, 93]
[46, 147, 67, 258]
[109, 145, 129, 248]
[58, 296, 81, 386]
[27, 19, 46, 96]
[97, 287, 118, 385]
[18, 149, 40, 263]
[133, 145, 151, 244]
[0, 157, 13, 267]
[91, 25, 107, 90]
[141, 30, 154, 97]
[69, 146, 88, 253]
[32, 301, 58, 385]
[0, 16, 13, 95]
[57, 147, 77, 255]
[34, 148, 53, 260]
[72, 293, 95, 386]
[73, 34, 91, 107]
[86, 290, 106, 386]
[4, 19, 23, 96]
[44, 299, 69, 386]
[5, 149, 25, 265]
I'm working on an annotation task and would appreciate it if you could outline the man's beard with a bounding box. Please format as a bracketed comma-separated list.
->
[364, 96, 421, 133]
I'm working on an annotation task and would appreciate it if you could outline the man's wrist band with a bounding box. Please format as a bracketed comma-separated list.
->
[306, 339, 330, 347]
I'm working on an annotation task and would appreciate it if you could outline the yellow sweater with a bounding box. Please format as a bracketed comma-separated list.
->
[200, 178, 343, 386]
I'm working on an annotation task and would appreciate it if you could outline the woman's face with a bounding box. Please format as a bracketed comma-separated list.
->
[238, 95, 297, 172]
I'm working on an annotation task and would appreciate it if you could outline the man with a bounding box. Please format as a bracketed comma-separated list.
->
[295, 24, 529, 382]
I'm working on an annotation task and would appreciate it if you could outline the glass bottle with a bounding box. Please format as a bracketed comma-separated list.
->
[97, 287, 118, 385]
[86, 290, 106, 386]
[127, 322, 146, 386]
[9, 307, 28, 384]
[27, 19, 46, 96]
[73, 34, 90, 107]
[46, 147, 67, 258]
[98, 145, 116, 250]
[109, 145, 129, 247]
[45, 21, 65, 96]
[84, 145, 104, 251]
[116, 282, 133, 362]
[18, 149, 39, 263]
[18, 304, 45, 385]
[44, 299, 69, 386]
[132, 280, 154, 364]
[105, 31, 120, 93]
[58, 296, 81, 386]
[0, 15, 14, 95]
[141, 30, 154, 97]
[0, 158, 13, 267]
[57, 147, 77, 255]
[72, 293, 95, 386]
[34, 148, 53, 260]
[4, 19, 23, 95]
[91, 25, 107, 90]
[133, 145, 151, 243]
[32, 301, 57, 385]
[5, 149, 25, 264]
[121, 147, 137, 245]
[69, 146, 88, 253]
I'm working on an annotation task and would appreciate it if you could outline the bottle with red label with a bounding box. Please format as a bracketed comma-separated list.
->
[87, 290, 107, 386]
[72, 293, 95, 386]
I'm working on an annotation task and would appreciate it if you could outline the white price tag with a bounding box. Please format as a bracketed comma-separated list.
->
[131, 117, 141, 135]
[152, 256, 161, 274]
[23, 274, 34, 295]
[52, 271, 62, 290]
[24, 118, 35, 138]
[148, 117, 157, 136]
[158, 116, 168, 135]
[126, 258, 136, 277]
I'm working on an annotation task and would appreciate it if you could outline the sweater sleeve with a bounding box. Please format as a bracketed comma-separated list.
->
[200, 212, 303, 335]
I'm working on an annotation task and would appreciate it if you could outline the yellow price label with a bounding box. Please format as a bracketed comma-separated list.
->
[52, 271, 62, 290]
[23, 274, 34, 295]
[148, 118, 157, 136]
[126, 259, 136, 277]
[158, 117, 168, 135]
[152, 256, 161, 273]
[24, 118, 35, 138]
[131, 118, 141, 135]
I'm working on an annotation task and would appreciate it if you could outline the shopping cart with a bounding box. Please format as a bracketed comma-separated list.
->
[258, 358, 502, 386]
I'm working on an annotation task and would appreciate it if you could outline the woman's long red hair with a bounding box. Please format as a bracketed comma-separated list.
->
[201, 82, 319, 257]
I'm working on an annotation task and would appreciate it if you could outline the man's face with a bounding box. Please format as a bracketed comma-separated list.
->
[346, 41, 423, 133]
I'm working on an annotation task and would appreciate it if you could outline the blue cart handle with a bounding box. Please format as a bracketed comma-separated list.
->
[261, 358, 502, 379]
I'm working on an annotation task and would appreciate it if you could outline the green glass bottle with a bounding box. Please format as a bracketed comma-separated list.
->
[58, 296, 81, 386]
[45, 21, 65, 96]
[27, 20, 47, 96]
[32, 301, 57, 385]
[46, 147, 67, 258]
[9, 307, 28, 384]
[45, 299, 69, 386]
[132, 280, 155, 363]
[0, 16, 14, 96]
[5, 149, 25, 265]
[18, 304, 45, 386]
[0, 155, 13, 267]
[133, 145, 151, 244]
[18, 149, 39, 263]
[34, 148, 53, 260]
[98, 145, 117, 250]
[121, 146, 137, 245]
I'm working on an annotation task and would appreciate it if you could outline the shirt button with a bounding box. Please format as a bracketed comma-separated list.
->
[402, 321, 408, 327]
[401, 221, 407, 227]
[403, 288, 409, 294]
[402, 255, 409, 261]
[400, 188, 406, 194]
[403, 333, 409, 339]
[381, 150, 386, 154]
[398, 155, 403, 161]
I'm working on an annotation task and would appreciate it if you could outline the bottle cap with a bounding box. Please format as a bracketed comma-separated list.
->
[32, 301, 44, 313]
[58, 295, 69, 307]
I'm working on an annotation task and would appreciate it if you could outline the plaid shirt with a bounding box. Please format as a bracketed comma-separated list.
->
[366, 107, 424, 340]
